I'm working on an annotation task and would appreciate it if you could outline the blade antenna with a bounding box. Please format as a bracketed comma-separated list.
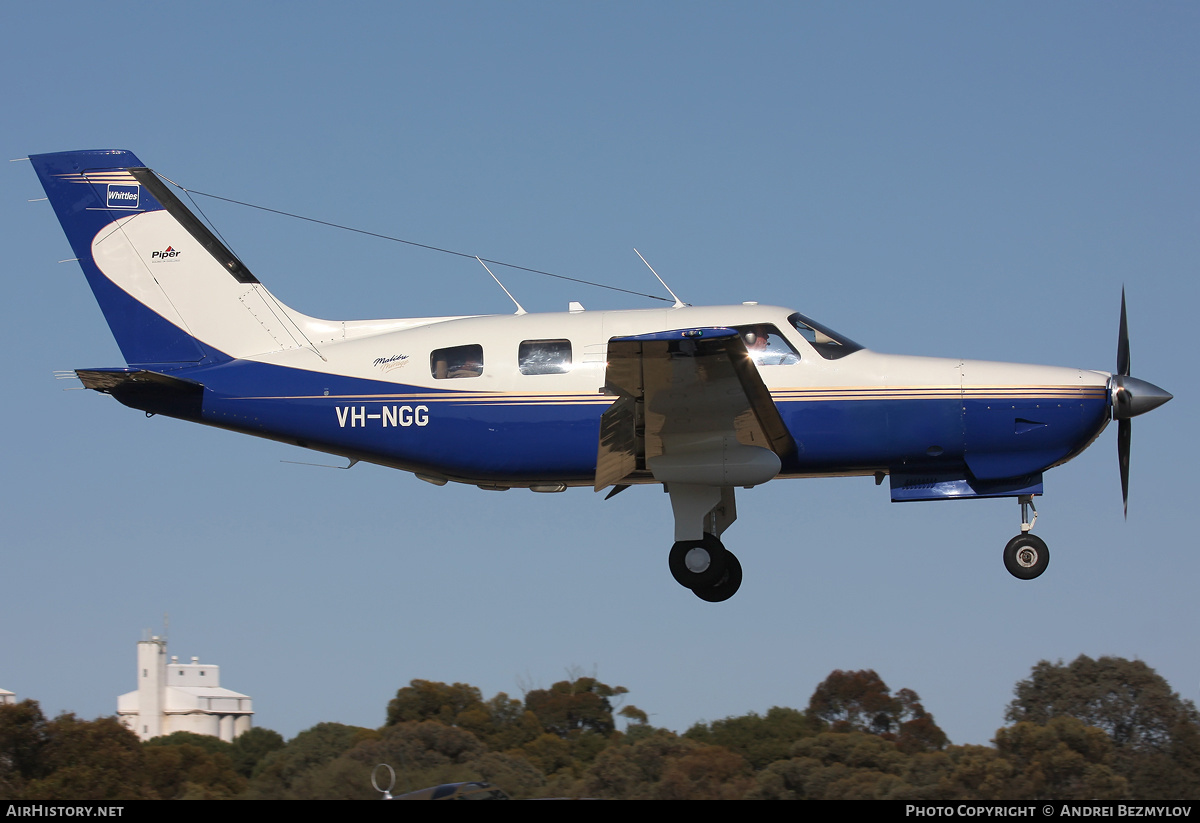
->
[476, 256, 526, 315]
[634, 249, 686, 308]
[281, 458, 359, 470]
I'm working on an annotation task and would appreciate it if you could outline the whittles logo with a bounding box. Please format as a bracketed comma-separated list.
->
[151, 246, 181, 260]
[106, 184, 140, 209]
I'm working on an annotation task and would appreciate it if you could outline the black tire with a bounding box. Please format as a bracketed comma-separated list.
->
[669, 533, 728, 590]
[1003, 534, 1050, 580]
[693, 550, 743, 602]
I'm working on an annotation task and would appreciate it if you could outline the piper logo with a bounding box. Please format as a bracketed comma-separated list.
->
[151, 246, 181, 260]
[106, 184, 140, 209]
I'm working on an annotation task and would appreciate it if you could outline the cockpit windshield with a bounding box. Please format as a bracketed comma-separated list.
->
[787, 312, 863, 360]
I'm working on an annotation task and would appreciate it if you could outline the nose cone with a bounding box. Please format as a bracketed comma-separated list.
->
[1112, 375, 1173, 420]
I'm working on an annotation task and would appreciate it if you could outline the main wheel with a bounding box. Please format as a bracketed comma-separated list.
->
[669, 533, 728, 590]
[1003, 534, 1050, 580]
[693, 550, 743, 602]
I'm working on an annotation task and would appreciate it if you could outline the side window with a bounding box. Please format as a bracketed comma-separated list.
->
[519, 339, 572, 375]
[736, 324, 800, 365]
[431, 344, 484, 379]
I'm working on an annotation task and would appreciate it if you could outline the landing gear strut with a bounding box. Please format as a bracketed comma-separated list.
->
[666, 484, 743, 602]
[1004, 494, 1049, 580]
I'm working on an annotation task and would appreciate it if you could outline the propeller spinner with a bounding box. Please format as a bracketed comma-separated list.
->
[1110, 289, 1173, 516]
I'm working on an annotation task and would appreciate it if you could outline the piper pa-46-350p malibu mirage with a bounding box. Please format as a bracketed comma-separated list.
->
[29, 149, 1173, 602]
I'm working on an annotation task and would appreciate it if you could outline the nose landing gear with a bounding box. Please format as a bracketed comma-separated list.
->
[1004, 494, 1049, 580]
[1004, 533, 1049, 579]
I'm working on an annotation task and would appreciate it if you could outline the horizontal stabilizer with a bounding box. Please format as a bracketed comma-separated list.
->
[76, 368, 204, 421]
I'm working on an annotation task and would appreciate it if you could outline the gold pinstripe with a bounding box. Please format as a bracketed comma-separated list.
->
[53, 171, 140, 184]
[231, 384, 1107, 404]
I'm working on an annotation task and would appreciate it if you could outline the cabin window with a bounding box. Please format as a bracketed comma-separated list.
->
[430, 345, 484, 379]
[787, 313, 863, 360]
[518, 339, 572, 375]
[735, 324, 801, 366]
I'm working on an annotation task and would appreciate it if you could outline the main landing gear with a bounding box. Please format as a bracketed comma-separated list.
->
[669, 533, 743, 602]
[1004, 494, 1049, 580]
[666, 484, 743, 602]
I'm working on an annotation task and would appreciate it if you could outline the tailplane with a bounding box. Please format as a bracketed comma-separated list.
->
[30, 150, 318, 367]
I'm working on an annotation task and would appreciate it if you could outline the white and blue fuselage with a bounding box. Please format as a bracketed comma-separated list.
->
[188, 304, 1110, 495]
[30, 149, 1164, 601]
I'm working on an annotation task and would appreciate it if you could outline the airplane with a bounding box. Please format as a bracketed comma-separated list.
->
[28, 149, 1173, 602]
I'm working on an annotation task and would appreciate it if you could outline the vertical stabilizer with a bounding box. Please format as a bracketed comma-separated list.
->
[30, 150, 316, 367]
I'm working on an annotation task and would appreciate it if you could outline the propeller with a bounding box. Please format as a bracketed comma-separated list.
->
[1111, 288, 1173, 516]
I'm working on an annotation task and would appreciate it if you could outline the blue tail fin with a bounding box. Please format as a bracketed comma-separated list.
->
[32, 150, 218, 366]
[31, 150, 317, 368]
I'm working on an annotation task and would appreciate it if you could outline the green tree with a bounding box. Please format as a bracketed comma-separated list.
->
[0, 700, 49, 799]
[21, 714, 151, 800]
[470, 750, 547, 799]
[993, 717, 1128, 800]
[142, 743, 245, 800]
[283, 721, 488, 800]
[278, 719, 553, 799]
[655, 744, 753, 800]
[244, 722, 377, 799]
[455, 692, 543, 752]
[808, 670, 947, 752]
[583, 729, 751, 799]
[386, 680, 545, 757]
[144, 730, 233, 757]
[809, 670, 900, 735]
[229, 726, 285, 778]
[518, 732, 578, 777]
[932, 744, 1015, 800]
[895, 688, 950, 754]
[1006, 656, 1200, 798]
[524, 676, 629, 738]
[686, 706, 817, 769]
[748, 730, 917, 799]
[386, 680, 485, 727]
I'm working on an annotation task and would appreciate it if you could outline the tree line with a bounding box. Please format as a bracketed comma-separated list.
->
[2, 655, 1198, 800]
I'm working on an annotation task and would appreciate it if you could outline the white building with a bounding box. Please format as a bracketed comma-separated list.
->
[0, 688, 14, 706]
[117, 636, 253, 742]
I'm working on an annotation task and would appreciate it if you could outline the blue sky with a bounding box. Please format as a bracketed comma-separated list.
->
[2, 2, 1196, 748]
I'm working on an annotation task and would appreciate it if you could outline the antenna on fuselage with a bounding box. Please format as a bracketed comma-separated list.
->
[280, 458, 360, 470]
[633, 249, 686, 308]
[476, 256, 527, 315]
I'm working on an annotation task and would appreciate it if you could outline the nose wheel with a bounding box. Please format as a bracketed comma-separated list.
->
[1004, 495, 1049, 579]
[1004, 534, 1049, 579]
[669, 533, 743, 602]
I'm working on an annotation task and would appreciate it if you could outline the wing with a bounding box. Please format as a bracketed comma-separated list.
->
[595, 328, 796, 491]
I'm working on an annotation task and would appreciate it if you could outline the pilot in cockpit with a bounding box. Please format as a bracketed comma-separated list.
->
[741, 325, 800, 366]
